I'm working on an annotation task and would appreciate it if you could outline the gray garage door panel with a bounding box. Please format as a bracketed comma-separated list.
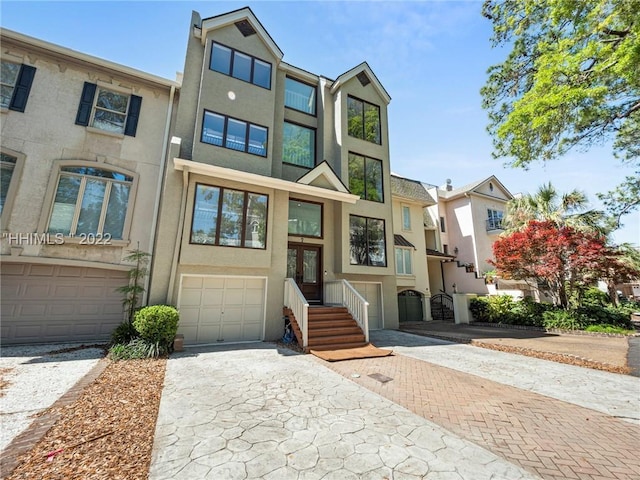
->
[1, 263, 128, 345]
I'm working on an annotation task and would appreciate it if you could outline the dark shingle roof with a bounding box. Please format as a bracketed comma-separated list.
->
[390, 175, 436, 205]
[394, 234, 415, 248]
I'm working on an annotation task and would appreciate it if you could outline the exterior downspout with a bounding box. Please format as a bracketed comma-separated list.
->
[167, 166, 190, 304]
[145, 84, 176, 305]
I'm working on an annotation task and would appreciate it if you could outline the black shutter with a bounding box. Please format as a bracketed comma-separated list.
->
[124, 95, 142, 137]
[9, 65, 36, 113]
[75, 82, 97, 126]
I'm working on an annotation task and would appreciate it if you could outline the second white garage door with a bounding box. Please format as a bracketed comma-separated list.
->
[178, 275, 266, 344]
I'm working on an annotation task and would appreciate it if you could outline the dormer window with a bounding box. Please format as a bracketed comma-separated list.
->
[210, 42, 271, 89]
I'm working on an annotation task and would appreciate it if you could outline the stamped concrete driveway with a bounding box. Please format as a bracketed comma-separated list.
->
[149, 343, 536, 480]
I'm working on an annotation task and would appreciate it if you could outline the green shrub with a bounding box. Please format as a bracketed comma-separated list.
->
[542, 310, 585, 330]
[469, 297, 490, 322]
[110, 321, 138, 346]
[109, 338, 163, 360]
[133, 305, 180, 349]
[576, 305, 633, 329]
[581, 287, 610, 307]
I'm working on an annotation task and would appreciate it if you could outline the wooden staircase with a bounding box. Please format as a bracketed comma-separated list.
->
[283, 306, 367, 353]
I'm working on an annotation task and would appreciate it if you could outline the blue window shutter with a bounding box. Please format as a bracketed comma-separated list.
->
[9, 64, 36, 112]
[75, 82, 96, 126]
[124, 95, 142, 137]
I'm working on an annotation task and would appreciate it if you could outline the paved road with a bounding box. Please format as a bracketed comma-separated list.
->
[149, 332, 640, 480]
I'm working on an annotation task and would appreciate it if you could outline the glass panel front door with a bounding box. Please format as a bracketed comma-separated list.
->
[287, 243, 322, 303]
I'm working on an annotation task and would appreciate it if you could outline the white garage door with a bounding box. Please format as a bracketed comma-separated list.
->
[178, 275, 266, 344]
[1, 263, 128, 345]
[351, 282, 383, 330]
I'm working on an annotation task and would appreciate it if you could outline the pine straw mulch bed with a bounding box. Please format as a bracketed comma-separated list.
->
[6, 358, 166, 480]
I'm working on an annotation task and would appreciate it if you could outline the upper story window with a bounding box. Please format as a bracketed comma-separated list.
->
[395, 247, 413, 275]
[288, 199, 322, 238]
[285, 77, 316, 115]
[1, 61, 36, 112]
[347, 95, 381, 144]
[440, 216, 446, 233]
[349, 215, 387, 267]
[202, 110, 268, 157]
[486, 209, 504, 231]
[47, 166, 135, 240]
[283, 122, 315, 168]
[191, 183, 268, 249]
[402, 205, 411, 230]
[348, 152, 383, 202]
[0, 153, 17, 217]
[210, 42, 271, 89]
[75, 83, 142, 136]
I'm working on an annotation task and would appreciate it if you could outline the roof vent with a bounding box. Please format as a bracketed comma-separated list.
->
[356, 71, 371, 87]
[445, 178, 453, 191]
[235, 20, 256, 37]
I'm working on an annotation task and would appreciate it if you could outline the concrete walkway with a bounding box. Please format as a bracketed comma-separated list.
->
[149, 343, 536, 480]
[149, 331, 640, 480]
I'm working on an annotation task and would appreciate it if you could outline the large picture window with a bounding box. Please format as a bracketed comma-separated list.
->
[191, 184, 268, 249]
[47, 166, 133, 240]
[288, 199, 322, 237]
[347, 95, 381, 144]
[348, 152, 383, 202]
[284, 77, 316, 115]
[210, 42, 271, 89]
[349, 215, 387, 267]
[202, 111, 268, 157]
[283, 122, 315, 168]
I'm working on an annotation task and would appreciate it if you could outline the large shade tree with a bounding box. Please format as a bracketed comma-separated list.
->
[481, 0, 639, 227]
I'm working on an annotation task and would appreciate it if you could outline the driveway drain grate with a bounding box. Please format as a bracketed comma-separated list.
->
[368, 373, 393, 383]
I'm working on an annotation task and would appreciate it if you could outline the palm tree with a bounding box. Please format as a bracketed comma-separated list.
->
[503, 182, 607, 235]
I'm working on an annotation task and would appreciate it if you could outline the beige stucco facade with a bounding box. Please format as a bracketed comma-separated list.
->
[148, 8, 399, 344]
[0, 29, 178, 344]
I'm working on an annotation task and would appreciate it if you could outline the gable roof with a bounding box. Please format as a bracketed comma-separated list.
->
[199, 7, 284, 61]
[439, 175, 513, 201]
[391, 174, 436, 205]
[330, 62, 391, 104]
[297, 161, 350, 193]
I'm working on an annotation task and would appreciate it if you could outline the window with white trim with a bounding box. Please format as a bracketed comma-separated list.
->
[47, 166, 134, 240]
[395, 247, 413, 275]
[75, 83, 142, 136]
[1, 60, 36, 112]
[0, 153, 17, 216]
[402, 205, 411, 230]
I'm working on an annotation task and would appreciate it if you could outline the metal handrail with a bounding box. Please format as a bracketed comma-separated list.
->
[325, 279, 369, 342]
[284, 278, 309, 348]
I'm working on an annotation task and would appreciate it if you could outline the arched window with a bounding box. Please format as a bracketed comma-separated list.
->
[46, 164, 136, 240]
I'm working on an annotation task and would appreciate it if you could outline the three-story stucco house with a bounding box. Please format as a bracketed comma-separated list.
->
[1, 29, 179, 344]
[425, 176, 514, 296]
[390, 174, 437, 323]
[148, 7, 399, 349]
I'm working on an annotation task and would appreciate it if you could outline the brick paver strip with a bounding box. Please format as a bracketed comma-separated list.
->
[0, 357, 108, 479]
[323, 353, 640, 480]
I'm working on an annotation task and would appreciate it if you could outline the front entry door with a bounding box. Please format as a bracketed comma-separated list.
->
[287, 243, 322, 303]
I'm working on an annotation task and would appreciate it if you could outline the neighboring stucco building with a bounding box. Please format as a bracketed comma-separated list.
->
[148, 7, 399, 345]
[425, 176, 513, 295]
[0, 29, 179, 344]
[390, 174, 437, 322]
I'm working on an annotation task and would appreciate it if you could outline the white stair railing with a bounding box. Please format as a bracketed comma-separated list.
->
[324, 280, 369, 342]
[284, 278, 309, 348]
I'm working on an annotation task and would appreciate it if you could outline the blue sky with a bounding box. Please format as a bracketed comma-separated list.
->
[2, 0, 638, 246]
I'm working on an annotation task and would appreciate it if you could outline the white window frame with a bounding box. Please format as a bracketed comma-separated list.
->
[0, 149, 25, 230]
[395, 247, 413, 275]
[402, 205, 411, 230]
[38, 160, 138, 244]
[0, 60, 20, 109]
[90, 85, 131, 135]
